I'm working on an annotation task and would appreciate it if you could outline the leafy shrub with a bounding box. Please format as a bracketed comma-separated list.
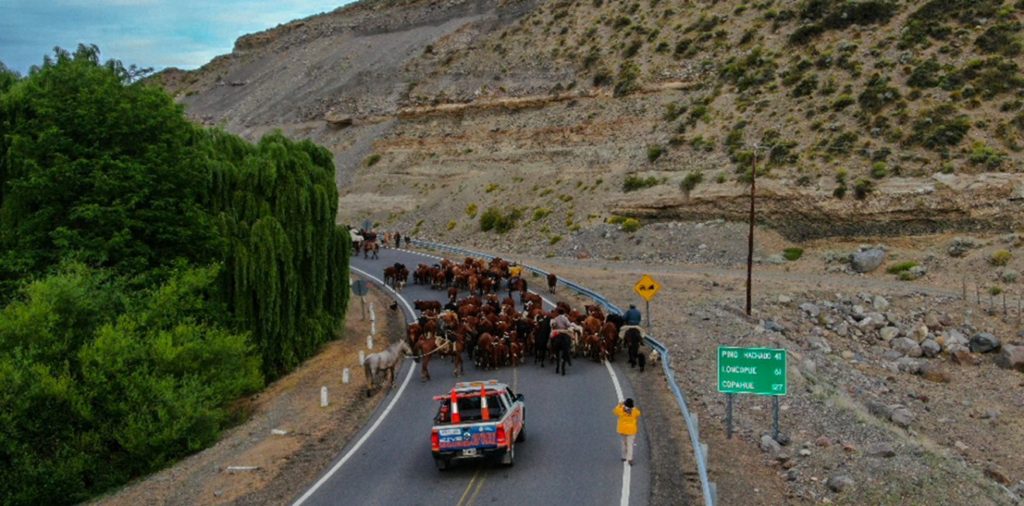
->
[853, 178, 874, 199]
[990, 249, 1013, 266]
[790, 0, 897, 44]
[887, 261, 919, 274]
[783, 248, 804, 261]
[549, 235, 562, 245]
[466, 203, 478, 218]
[532, 208, 551, 221]
[480, 208, 519, 233]
[858, 74, 900, 112]
[908, 105, 970, 149]
[485, 183, 500, 193]
[969, 143, 1006, 169]
[907, 59, 943, 88]
[720, 47, 776, 91]
[647, 145, 665, 163]
[623, 174, 660, 192]
[614, 61, 641, 97]
[976, 23, 1023, 56]
[680, 171, 704, 194]
[833, 183, 848, 198]
[608, 215, 627, 225]
[621, 218, 642, 232]
[831, 94, 855, 110]
[943, 57, 1024, 99]
[364, 153, 381, 167]
[447, 220, 457, 231]
[870, 162, 888, 179]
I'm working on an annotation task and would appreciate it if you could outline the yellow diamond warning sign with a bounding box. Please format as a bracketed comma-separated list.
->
[633, 274, 661, 302]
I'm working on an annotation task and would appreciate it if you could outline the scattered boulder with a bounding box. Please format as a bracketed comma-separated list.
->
[872, 295, 890, 311]
[890, 406, 914, 428]
[921, 339, 941, 358]
[865, 442, 896, 458]
[947, 237, 979, 257]
[969, 333, 1001, 353]
[924, 312, 942, 330]
[763, 320, 785, 333]
[851, 249, 885, 273]
[910, 324, 929, 343]
[760, 434, 783, 456]
[827, 474, 855, 493]
[778, 295, 793, 304]
[800, 303, 821, 318]
[815, 436, 833, 447]
[951, 350, 981, 366]
[867, 401, 893, 420]
[879, 326, 900, 341]
[996, 344, 1024, 372]
[896, 357, 922, 374]
[918, 363, 951, 383]
[891, 337, 922, 358]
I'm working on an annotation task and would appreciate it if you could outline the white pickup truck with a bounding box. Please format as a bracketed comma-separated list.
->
[430, 380, 525, 470]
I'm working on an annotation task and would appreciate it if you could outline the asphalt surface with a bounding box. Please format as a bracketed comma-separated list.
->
[293, 246, 650, 506]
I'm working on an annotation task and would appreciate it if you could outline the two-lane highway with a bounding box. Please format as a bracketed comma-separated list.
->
[293, 246, 650, 505]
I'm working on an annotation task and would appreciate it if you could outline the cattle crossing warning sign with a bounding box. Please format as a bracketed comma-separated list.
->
[633, 274, 661, 302]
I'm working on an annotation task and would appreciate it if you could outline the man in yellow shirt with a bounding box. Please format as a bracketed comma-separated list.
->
[614, 398, 641, 465]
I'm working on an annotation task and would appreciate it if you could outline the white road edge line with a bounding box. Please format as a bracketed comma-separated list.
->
[605, 360, 631, 506]
[292, 267, 416, 506]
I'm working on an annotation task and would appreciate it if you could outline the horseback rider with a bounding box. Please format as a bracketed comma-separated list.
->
[623, 304, 642, 327]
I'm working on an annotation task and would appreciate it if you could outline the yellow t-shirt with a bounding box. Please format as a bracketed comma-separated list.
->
[509, 266, 523, 278]
[614, 404, 641, 435]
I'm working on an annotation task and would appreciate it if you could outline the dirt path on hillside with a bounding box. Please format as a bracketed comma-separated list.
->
[93, 288, 405, 506]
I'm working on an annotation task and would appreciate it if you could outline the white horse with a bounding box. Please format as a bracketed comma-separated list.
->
[364, 339, 413, 396]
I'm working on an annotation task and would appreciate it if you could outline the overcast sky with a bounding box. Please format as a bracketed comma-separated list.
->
[1, 0, 356, 74]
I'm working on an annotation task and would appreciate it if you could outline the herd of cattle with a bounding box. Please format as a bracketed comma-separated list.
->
[380, 256, 646, 379]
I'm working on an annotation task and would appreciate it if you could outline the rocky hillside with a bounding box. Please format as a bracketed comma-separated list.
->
[158, 0, 1024, 246]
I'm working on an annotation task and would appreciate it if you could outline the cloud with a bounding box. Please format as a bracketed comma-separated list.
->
[0, 1, 355, 73]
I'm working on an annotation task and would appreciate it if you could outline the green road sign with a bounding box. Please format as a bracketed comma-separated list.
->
[717, 346, 787, 396]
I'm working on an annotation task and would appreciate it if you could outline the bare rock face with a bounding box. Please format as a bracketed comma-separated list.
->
[325, 112, 354, 128]
[850, 249, 885, 273]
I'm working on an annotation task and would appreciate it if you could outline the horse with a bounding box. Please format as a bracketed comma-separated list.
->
[624, 327, 644, 370]
[547, 273, 557, 293]
[364, 340, 413, 396]
[363, 240, 379, 259]
[414, 331, 464, 381]
[533, 315, 551, 367]
[550, 329, 573, 376]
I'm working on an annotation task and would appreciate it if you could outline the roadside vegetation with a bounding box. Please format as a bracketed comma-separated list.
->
[0, 46, 350, 505]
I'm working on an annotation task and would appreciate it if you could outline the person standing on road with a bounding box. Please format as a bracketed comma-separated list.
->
[614, 398, 641, 465]
[395, 231, 401, 249]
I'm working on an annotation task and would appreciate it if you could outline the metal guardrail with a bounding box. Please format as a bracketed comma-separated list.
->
[410, 239, 716, 506]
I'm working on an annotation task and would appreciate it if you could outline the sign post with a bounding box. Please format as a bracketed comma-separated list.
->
[717, 346, 787, 440]
[353, 279, 369, 320]
[633, 274, 662, 332]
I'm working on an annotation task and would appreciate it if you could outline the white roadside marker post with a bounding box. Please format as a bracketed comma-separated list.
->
[343, 368, 350, 384]
[320, 386, 329, 407]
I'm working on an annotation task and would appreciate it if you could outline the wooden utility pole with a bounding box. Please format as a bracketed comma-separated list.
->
[746, 148, 757, 316]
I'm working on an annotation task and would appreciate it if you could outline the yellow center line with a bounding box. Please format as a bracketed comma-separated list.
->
[467, 474, 487, 506]
[456, 468, 480, 506]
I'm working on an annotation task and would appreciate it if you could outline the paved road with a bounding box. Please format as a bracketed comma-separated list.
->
[293, 246, 650, 506]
